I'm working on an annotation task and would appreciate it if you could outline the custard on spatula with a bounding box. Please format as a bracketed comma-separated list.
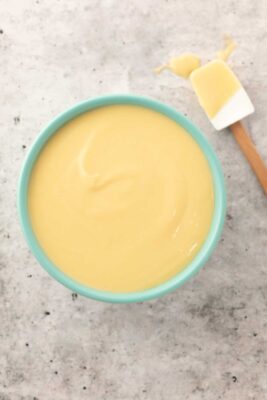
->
[155, 37, 267, 195]
[190, 59, 254, 130]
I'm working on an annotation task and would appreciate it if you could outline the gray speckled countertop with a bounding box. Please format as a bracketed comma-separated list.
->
[1, 1, 267, 399]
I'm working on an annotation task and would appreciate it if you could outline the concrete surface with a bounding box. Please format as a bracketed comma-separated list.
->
[1, 0, 267, 399]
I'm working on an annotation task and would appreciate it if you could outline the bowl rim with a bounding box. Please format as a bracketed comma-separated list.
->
[17, 93, 226, 303]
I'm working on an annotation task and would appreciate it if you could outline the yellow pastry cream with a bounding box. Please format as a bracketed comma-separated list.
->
[28, 105, 214, 292]
[154, 36, 242, 118]
[190, 60, 241, 118]
[154, 54, 201, 78]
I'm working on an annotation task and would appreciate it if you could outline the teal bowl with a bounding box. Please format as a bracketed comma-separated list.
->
[18, 94, 226, 303]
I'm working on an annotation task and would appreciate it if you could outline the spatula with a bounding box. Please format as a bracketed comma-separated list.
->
[190, 60, 267, 195]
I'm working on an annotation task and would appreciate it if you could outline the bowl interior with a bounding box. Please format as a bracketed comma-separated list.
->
[18, 94, 226, 303]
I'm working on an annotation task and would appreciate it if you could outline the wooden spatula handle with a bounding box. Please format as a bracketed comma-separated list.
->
[230, 121, 267, 195]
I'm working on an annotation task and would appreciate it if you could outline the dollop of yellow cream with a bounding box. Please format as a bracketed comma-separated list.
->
[154, 54, 201, 78]
[28, 105, 214, 293]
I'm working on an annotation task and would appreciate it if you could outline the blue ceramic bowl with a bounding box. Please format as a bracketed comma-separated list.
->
[18, 94, 226, 303]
